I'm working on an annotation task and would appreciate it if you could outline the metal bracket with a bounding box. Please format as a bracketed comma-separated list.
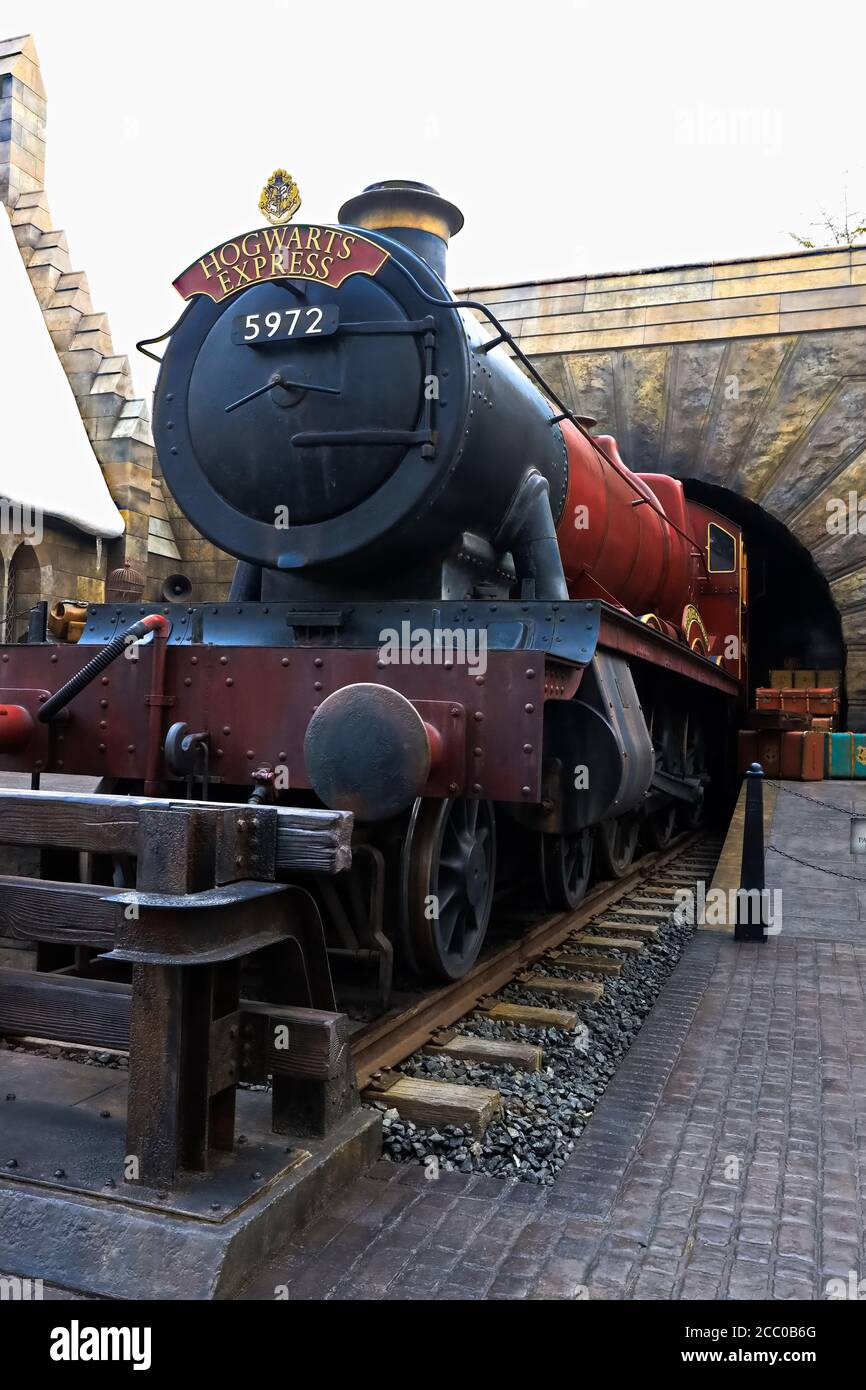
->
[214, 805, 278, 884]
[102, 879, 301, 965]
[364, 1068, 401, 1093]
[207, 1010, 241, 1095]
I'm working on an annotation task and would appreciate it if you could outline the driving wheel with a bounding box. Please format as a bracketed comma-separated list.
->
[541, 828, 595, 910]
[401, 796, 497, 982]
[595, 812, 640, 878]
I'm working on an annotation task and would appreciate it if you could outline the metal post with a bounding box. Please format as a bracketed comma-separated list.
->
[27, 601, 48, 643]
[735, 761, 766, 943]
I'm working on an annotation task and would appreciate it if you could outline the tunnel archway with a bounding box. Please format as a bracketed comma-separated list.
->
[5, 543, 43, 643]
[682, 479, 846, 722]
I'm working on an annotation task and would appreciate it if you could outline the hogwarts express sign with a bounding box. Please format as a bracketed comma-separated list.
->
[173, 225, 390, 301]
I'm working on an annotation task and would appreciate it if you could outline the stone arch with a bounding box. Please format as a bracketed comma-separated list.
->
[682, 480, 846, 718]
[5, 542, 42, 642]
[526, 327, 866, 724]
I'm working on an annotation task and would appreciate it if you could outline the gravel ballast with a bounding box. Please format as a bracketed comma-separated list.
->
[374, 861, 714, 1186]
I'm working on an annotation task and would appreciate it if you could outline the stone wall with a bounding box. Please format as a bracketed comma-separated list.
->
[0, 34, 235, 615]
[144, 467, 237, 604]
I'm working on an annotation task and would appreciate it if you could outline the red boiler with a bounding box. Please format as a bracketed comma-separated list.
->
[556, 421, 693, 626]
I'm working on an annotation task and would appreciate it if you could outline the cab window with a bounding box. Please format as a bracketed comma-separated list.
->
[708, 523, 736, 573]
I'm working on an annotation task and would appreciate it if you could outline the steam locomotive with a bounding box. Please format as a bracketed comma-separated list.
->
[0, 180, 747, 990]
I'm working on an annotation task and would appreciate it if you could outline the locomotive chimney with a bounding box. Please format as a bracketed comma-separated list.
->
[338, 180, 463, 282]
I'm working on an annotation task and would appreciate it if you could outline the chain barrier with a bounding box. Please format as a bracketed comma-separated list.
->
[755, 782, 866, 880]
[767, 844, 866, 883]
[764, 780, 858, 818]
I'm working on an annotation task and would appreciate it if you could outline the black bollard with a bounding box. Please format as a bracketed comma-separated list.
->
[735, 761, 767, 942]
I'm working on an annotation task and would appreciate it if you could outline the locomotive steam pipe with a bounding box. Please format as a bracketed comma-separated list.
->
[144, 618, 171, 795]
[494, 470, 569, 602]
[37, 614, 171, 724]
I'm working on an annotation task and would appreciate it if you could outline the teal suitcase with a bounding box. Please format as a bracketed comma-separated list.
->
[825, 732, 866, 777]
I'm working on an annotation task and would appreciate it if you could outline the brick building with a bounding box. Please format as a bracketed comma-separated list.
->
[0, 33, 234, 624]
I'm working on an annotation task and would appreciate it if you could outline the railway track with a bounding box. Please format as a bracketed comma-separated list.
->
[352, 831, 715, 1085]
[350, 832, 721, 1174]
[8, 834, 720, 1185]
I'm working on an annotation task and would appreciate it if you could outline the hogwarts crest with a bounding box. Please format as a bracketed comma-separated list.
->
[258, 170, 302, 226]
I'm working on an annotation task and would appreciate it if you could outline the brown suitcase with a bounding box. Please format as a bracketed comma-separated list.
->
[748, 710, 809, 731]
[794, 669, 818, 689]
[755, 687, 782, 711]
[781, 688, 809, 714]
[807, 687, 837, 715]
[780, 731, 824, 780]
[748, 730, 781, 776]
[810, 717, 833, 732]
[803, 730, 825, 779]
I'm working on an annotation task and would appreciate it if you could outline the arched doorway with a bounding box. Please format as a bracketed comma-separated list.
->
[682, 480, 846, 721]
[5, 544, 42, 643]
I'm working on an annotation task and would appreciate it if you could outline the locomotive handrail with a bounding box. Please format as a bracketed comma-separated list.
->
[135, 301, 194, 364]
[291, 428, 433, 448]
[337, 318, 435, 335]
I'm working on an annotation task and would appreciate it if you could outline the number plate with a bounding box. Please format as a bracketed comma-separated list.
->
[232, 303, 339, 346]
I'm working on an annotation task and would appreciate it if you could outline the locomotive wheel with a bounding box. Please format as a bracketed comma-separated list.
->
[643, 803, 678, 850]
[680, 714, 707, 830]
[680, 785, 705, 831]
[402, 797, 496, 982]
[541, 828, 594, 911]
[595, 813, 640, 879]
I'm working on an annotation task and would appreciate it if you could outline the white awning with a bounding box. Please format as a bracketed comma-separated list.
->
[0, 210, 124, 539]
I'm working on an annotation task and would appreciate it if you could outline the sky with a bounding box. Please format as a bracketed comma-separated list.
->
[4, 0, 865, 397]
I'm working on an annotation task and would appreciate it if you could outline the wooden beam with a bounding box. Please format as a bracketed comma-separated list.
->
[549, 951, 622, 975]
[363, 1075, 501, 1136]
[0, 789, 352, 876]
[0, 793, 140, 854]
[0, 875, 124, 947]
[568, 933, 644, 952]
[588, 919, 659, 938]
[0, 969, 350, 1080]
[275, 817, 353, 875]
[519, 974, 604, 1001]
[241, 1003, 351, 1082]
[0, 967, 131, 1048]
[480, 1001, 579, 1029]
[619, 904, 673, 918]
[423, 1035, 542, 1071]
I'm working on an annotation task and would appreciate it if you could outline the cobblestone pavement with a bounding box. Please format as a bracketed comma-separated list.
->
[241, 805, 866, 1298]
[764, 779, 866, 941]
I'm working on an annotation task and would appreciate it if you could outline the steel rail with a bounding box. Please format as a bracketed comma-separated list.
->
[351, 831, 705, 1086]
